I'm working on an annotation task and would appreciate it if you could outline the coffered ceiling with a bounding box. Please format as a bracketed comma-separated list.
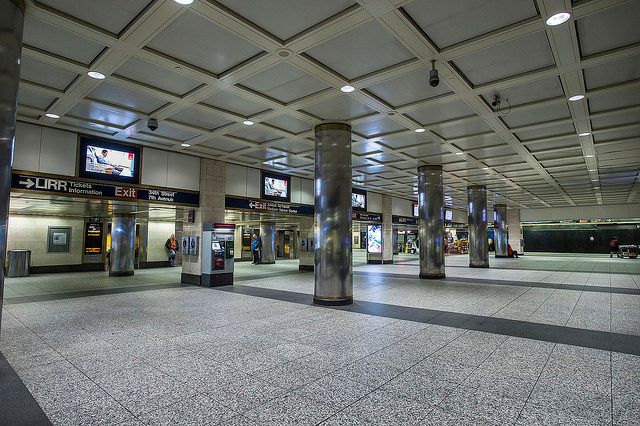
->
[15, 0, 640, 210]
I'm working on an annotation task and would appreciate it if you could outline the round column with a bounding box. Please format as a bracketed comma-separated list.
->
[314, 123, 352, 305]
[494, 204, 508, 257]
[260, 222, 275, 264]
[0, 0, 25, 325]
[468, 185, 489, 268]
[110, 216, 136, 276]
[417, 165, 445, 278]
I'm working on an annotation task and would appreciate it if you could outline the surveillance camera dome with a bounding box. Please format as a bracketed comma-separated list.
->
[491, 100, 498, 107]
[147, 118, 158, 131]
[429, 68, 439, 87]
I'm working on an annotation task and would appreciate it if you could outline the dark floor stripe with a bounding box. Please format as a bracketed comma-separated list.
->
[235, 269, 309, 282]
[0, 352, 52, 425]
[217, 285, 640, 356]
[354, 270, 640, 295]
[3, 282, 188, 305]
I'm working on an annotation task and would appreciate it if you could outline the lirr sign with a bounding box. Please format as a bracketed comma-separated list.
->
[18, 176, 68, 191]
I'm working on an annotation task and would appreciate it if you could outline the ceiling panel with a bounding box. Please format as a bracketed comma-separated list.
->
[23, 15, 104, 65]
[17, 87, 56, 109]
[481, 77, 565, 107]
[452, 31, 555, 85]
[576, 1, 640, 56]
[583, 55, 640, 90]
[302, 95, 376, 120]
[587, 89, 640, 113]
[240, 62, 329, 103]
[306, 21, 415, 79]
[366, 69, 454, 107]
[168, 107, 233, 131]
[89, 83, 167, 114]
[431, 118, 493, 139]
[227, 126, 282, 143]
[19, 57, 78, 91]
[115, 57, 202, 96]
[406, 100, 473, 125]
[264, 115, 313, 134]
[515, 123, 576, 141]
[202, 91, 270, 117]
[68, 100, 138, 127]
[351, 116, 407, 137]
[146, 10, 264, 74]
[199, 138, 248, 153]
[404, 0, 537, 48]
[503, 102, 571, 128]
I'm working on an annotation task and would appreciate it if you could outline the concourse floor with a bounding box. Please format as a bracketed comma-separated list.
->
[1, 254, 639, 425]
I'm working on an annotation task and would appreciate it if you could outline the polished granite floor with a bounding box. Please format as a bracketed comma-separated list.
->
[1, 254, 639, 425]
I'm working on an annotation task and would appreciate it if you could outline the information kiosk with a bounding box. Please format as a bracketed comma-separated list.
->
[202, 223, 235, 287]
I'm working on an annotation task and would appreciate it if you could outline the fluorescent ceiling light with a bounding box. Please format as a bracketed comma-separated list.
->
[87, 71, 105, 79]
[340, 85, 355, 93]
[588, 169, 596, 172]
[568, 94, 585, 101]
[546, 12, 571, 26]
[174, 0, 194, 4]
[181, 143, 190, 147]
[482, 167, 489, 170]
[455, 152, 463, 155]
[584, 154, 595, 158]
[242, 120, 254, 126]
[414, 128, 425, 133]
[45, 113, 59, 119]
[578, 132, 591, 136]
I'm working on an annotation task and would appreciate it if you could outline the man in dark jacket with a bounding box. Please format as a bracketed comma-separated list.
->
[165, 234, 179, 266]
[610, 237, 620, 258]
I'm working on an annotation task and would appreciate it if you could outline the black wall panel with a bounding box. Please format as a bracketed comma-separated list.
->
[523, 224, 640, 253]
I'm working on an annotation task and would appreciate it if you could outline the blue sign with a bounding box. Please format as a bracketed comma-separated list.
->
[392, 215, 418, 225]
[225, 196, 314, 215]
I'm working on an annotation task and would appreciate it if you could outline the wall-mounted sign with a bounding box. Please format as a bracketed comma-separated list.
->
[225, 196, 314, 216]
[48, 227, 71, 253]
[413, 202, 418, 217]
[299, 238, 308, 252]
[189, 236, 200, 256]
[11, 172, 199, 206]
[445, 209, 453, 221]
[392, 215, 418, 225]
[353, 211, 382, 222]
[352, 188, 367, 211]
[181, 236, 189, 254]
[367, 225, 382, 253]
[84, 221, 103, 254]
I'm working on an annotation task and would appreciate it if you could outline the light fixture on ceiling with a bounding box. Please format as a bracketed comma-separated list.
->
[455, 152, 464, 155]
[181, 143, 191, 147]
[482, 167, 489, 170]
[578, 132, 592, 136]
[87, 71, 106, 80]
[584, 154, 595, 158]
[414, 128, 425, 133]
[340, 85, 355, 93]
[546, 12, 571, 26]
[242, 120, 254, 126]
[568, 94, 585, 101]
[594, 186, 600, 189]
[45, 113, 60, 119]
[174, 0, 194, 4]
[588, 169, 596, 172]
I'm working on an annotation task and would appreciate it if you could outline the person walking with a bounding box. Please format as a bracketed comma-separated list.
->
[610, 237, 620, 258]
[251, 233, 262, 265]
[165, 234, 179, 266]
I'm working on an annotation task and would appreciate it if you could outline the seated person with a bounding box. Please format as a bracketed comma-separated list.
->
[507, 244, 519, 258]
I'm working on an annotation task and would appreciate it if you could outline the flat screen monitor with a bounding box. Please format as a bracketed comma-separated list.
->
[352, 188, 367, 211]
[367, 225, 382, 253]
[261, 171, 291, 202]
[445, 210, 453, 221]
[413, 202, 418, 217]
[79, 137, 140, 184]
[211, 241, 221, 250]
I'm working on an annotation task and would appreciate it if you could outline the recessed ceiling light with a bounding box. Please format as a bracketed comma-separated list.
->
[584, 154, 595, 158]
[578, 132, 591, 136]
[546, 12, 571, 26]
[482, 167, 489, 170]
[594, 187, 600, 189]
[340, 85, 355, 93]
[455, 152, 463, 155]
[45, 113, 59, 119]
[242, 120, 254, 126]
[568, 94, 585, 102]
[181, 143, 190, 147]
[588, 169, 596, 172]
[174, 0, 194, 4]
[414, 128, 426, 133]
[87, 71, 105, 79]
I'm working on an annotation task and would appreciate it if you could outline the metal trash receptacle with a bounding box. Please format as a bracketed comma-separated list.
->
[6, 250, 31, 277]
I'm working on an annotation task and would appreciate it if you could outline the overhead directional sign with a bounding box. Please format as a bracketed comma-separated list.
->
[392, 215, 418, 225]
[11, 172, 199, 206]
[226, 196, 314, 215]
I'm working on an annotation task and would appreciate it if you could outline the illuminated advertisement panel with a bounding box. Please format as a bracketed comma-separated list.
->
[367, 224, 382, 253]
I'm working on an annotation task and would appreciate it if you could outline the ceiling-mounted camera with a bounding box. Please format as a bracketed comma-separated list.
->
[491, 95, 511, 117]
[147, 118, 158, 131]
[429, 60, 439, 87]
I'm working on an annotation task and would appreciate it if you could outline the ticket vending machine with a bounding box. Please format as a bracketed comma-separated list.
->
[202, 223, 235, 287]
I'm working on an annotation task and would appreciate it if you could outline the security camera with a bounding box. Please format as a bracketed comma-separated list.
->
[491, 96, 500, 107]
[429, 60, 439, 87]
[147, 118, 158, 131]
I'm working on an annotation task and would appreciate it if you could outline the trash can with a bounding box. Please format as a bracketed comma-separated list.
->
[6, 249, 31, 277]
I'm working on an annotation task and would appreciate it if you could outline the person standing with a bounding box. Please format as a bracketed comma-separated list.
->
[610, 237, 620, 258]
[251, 233, 262, 265]
[165, 234, 179, 266]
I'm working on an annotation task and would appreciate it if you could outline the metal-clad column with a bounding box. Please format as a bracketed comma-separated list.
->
[110, 216, 136, 276]
[468, 185, 489, 268]
[0, 0, 25, 327]
[314, 123, 352, 305]
[417, 165, 445, 278]
[494, 203, 508, 257]
[260, 222, 275, 264]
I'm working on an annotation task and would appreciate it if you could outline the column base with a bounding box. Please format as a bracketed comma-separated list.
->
[313, 296, 353, 306]
[202, 273, 233, 287]
[469, 264, 489, 268]
[181, 273, 201, 286]
[109, 270, 134, 277]
[299, 265, 314, 271]
[419, 273, 445, 279]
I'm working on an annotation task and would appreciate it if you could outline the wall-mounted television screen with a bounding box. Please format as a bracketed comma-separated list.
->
[79, 137, 140, 184]
[352, 188, 367, 211]
[261, 171, 291, 202]
[413, 202, 418, 217]
[367, 225, 382, 253]
[445, 209, 453, 221]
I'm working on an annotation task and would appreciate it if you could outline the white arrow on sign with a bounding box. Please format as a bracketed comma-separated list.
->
[19, 178, 34, 189]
